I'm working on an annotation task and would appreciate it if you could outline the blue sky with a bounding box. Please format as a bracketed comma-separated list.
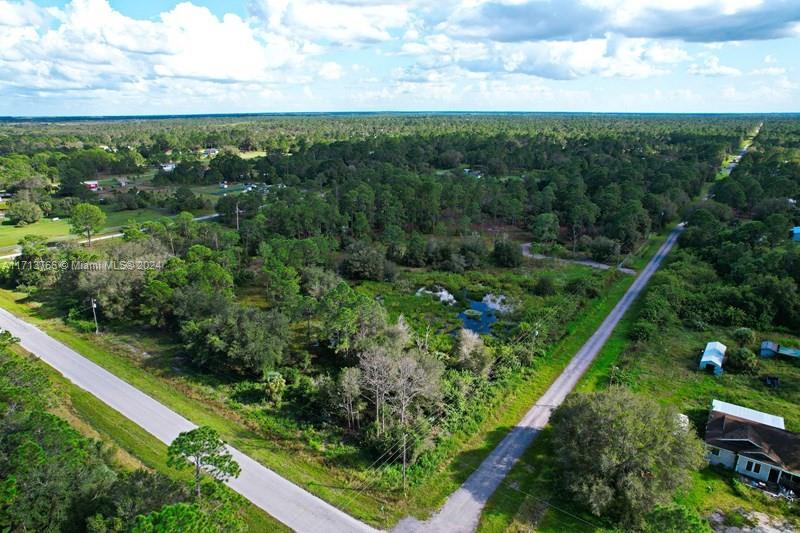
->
[0, 0, 798, 116]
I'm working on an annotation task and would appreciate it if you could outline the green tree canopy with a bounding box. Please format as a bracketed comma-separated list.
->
[167, 426, 240, 498]
[550, 387, 705, 527]
[6, 200, 42, 226]
[69, 203, 107, 245]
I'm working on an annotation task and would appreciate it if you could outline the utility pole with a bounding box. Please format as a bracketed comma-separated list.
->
[402, 431, 407, 495]
[91, 297, 99, 334]
[235, 200, 240, 232]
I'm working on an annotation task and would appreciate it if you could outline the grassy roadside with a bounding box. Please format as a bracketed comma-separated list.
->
[0, 289, 390, 526]
[404, 271, 636, 519]
[476, 227, 673, 533]
[0, 206, 216, 255]
[0, 207, 170, 249]
[477, 285, 651, 532]
[9, 344, 286, 532]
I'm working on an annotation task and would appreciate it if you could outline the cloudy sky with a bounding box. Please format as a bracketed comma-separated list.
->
[1, 0, 798, 116]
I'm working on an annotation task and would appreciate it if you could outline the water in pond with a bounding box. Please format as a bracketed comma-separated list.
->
[458, 299, 498, 334]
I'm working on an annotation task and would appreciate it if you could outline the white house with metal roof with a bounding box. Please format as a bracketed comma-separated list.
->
[705, 400, 800, 496]
[699, 341, 727, 375]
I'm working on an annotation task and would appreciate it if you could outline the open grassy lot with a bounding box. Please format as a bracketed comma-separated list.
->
[0, 218, 72, 248]
[0, 207, 170, 249]
[239, 150, 267, 159]
[189, 183, 247, 201]
[102, 207, 172, 228]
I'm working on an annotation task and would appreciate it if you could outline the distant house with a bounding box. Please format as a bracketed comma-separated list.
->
[705, 400, 800, 495]
[83, 180, 100, 191]
[463, 167, 483, 179]
[699, 341, 727, 375]
[792, 227, 800, 242]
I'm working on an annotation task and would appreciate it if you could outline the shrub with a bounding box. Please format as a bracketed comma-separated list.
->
[7, 200, 43, 226]
[630, 320, 657, 341]
[263, 371, 286, 408]
[65, 308, 97, 333]
[588, 236, 620, 263]
[732, 327, 755, 347]
[731, 478, 749, 498]
[643, 504, 711, 533]
[491, 239, 522, 267]
[728, 346, 759, 373]
[533, 275, 557, 296]
[566, 276, 601, 298]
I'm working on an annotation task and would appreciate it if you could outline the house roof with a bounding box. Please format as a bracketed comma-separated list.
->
[711, 400, 785, 429]
[706, 411, 800, 473]
[701, 341, 726, 367]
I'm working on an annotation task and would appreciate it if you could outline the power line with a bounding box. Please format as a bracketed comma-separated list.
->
[339, 282, 596, 521]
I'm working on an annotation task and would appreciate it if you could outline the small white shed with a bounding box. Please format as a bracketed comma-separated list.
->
[699, 341, 727, 375]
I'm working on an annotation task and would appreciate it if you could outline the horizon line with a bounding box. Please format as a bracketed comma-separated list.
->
[2, 110, 799, 123]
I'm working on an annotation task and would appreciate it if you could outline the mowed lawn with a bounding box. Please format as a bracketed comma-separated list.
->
[0, 207, 174, 249]
[0, 218, 72, 248]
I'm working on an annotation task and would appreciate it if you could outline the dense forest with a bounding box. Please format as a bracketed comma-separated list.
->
[636, 119, 800, 339]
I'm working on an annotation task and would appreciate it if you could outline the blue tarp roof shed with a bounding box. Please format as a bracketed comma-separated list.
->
[699, 341, 726, 375]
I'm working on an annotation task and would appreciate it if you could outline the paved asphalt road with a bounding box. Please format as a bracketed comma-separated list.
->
[395, 223, 685, 533]
[0, 305, 376, 533]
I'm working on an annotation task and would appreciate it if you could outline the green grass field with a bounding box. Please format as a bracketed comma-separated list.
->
[0, 218, 72, 248]
[239, 150, 267, 159]
[0, 206, 191, 251]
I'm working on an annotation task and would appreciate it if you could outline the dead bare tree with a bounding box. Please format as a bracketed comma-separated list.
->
[387, 351, 443, 491]
[338, 367, 362, 430]
[358, 346, 393, 436]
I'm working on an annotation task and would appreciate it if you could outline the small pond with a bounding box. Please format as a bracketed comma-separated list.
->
[458, 299, 498, 334]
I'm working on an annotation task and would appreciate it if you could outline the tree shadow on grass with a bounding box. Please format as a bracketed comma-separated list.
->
[14, 290, 66, 320]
